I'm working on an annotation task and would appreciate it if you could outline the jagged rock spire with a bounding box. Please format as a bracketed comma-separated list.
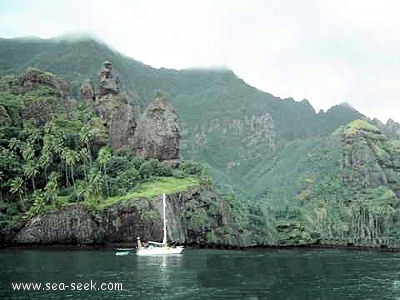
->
[94, 61, 136, 151]
[80, 80, 95, 102]
[132, 93, 180, 163]
[98, 61, 120, 96]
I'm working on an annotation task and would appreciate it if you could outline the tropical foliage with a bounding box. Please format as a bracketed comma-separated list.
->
[0, 72, 207, 229]
[1, 38, 400, 248]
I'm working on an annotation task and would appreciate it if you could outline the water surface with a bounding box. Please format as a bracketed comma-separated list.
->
[0, 248, 399, 299]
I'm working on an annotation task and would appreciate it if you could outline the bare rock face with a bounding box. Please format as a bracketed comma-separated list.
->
[132, 93, 180, 161]
[19, 68, 69, 98]
[105, 198, 162, 243]
[18, 68, 74, 126]
[8, 187, 241, 246]
[98, 61, 120, 96]
[385, 119, 400, 138]
[91, 61, 181, 157]
[80, 80, 95, 103]
[95, 62, 136, 151]
[13, 204, 101, 245]
[340, 120, 400, 197]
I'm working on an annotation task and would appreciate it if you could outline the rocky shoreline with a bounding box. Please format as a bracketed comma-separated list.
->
[0, 186, 241, 249]
[2, 241, 400, 253]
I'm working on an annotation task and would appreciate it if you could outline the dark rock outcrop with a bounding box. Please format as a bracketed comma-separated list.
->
[18, 68, 75, 126]
[98, 61, 120, 96]
[104, 187, 235, 244]
[132, 93, 181, 162]
[385, 119, 400, 138]
[13, 204, 102, 245]
[89, 62, 180, 159]
[96, 93, 136, 150]
[105, 197, 162, 243]
[7, 187, 240, 247]
[94, 62, 136, 151]
[340, 120, 400, 193]
[80, 80, 95, 102]
[19, 68, 70, 98]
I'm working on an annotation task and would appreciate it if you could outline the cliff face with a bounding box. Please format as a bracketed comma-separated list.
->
[7, 186, 239, 246]
[322, 121, 400, 245]
[13, 204, 102, 245]
[0, 37, 368, 199]
[81, 62, 180, 161]
[91, 62, 137, 151]
[340, 120, 400, 196]
[282, 120, 400, 247]
[96, 93, 137, 151]
[16, 68, 75, 126]
[132, 93, 181, 163]
[185, 113, 275, 175]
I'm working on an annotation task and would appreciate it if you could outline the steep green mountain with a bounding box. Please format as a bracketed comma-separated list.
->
[2, 36, 400, 248]
[0, 37, 365, 199]
[0, 66, 241, 246]
[294, 120, 400, 247]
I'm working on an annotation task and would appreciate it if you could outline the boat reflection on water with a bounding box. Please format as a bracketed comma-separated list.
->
[135, 252, 183, 271]
[134, 252, 184, 293]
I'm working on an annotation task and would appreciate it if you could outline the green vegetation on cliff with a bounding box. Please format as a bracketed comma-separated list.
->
[246, 119, 400, 247]
[0, 69, 208, 233]
[102, 177, 200, 207]
[0, 37, 366, 200]
[1, 37, 400, 248]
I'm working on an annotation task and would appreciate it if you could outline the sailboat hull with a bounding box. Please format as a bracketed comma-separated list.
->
[136, 194, 185, 256]
[136, 246, 184, 256]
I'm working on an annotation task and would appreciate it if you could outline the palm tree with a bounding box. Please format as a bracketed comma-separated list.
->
[79, 126, 92, 179]
[23, 160, 39, 191]
[44, 172, 59, 204]
[39, 146, 52, 179]
[62, 149, 79, 186]
[8, 137, 20, 151]
[98, 147, 111, 196]
[81, 170, 102, 204]
[52, 135, 65, 156]
[10, 176, 26, 210]
[21, 141, 34, 162]
[79, 126, 92, 161]
[0, 170, 4, 201]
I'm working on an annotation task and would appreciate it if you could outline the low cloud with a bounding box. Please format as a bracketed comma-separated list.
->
[0, 0, 399, 122]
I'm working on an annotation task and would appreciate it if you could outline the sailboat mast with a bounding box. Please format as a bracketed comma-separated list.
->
[162, 193, 167, 245]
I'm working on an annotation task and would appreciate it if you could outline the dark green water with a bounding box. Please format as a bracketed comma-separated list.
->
[1, 248, 400, 299]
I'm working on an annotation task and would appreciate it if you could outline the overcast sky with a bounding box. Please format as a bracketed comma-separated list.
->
[1, 0, 399, 122]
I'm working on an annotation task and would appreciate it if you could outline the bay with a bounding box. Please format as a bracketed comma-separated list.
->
[1, 248, 400, 299]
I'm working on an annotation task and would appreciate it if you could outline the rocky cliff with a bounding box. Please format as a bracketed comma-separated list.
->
[279, 119, 400, 247]
[81, 62, 181, 161]
[384, 119, 400, 138]
[0, 37, 367, 199]
[6, 185, 239, 247]
[16, 68, 74, 126]
[0, 65, 229, 248]
[132, 93, 181, 164]
[340, 120, 400, 196]
[185, 113, 275, 176]
[2, 38, 400, 249]
[90, 61, 137, 151]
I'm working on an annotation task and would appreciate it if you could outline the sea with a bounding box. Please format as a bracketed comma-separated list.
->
[1, 248, 400, 299]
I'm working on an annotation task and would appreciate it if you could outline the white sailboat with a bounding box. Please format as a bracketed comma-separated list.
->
[136, 193, 184, 255]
